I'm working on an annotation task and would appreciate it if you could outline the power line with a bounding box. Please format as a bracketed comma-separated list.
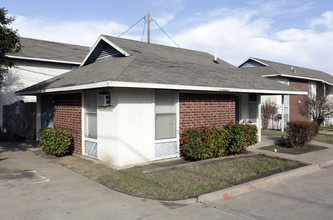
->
[151, 18, 181, 48]
[117, 14, 181, 48]
[141, 17, 147, 42]
[118, 16, 146, 38]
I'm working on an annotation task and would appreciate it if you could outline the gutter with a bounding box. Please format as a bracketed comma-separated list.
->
[16, 80, 308, 96]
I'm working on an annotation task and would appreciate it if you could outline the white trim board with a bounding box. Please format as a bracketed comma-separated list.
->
[262, 74, 333, 86]
[238, 57, 269, 68]
[80, 35, 131, 67]
[7, 55, 81, 65]
[16, 80, 308, 96]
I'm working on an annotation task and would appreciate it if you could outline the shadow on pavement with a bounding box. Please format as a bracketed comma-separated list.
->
[0, 140, 39, 153]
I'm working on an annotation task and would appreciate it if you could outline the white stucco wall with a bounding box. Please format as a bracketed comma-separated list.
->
[0, 59, 76, 129]
[96, 88, 155, 167]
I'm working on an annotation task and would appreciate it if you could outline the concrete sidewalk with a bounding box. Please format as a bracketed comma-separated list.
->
[319, 129, 333, 135]
[250, 136, 333, 165]
[1, 135, 332, 219]
[0, 141, 246, 219]
[198, 136, 333, 203]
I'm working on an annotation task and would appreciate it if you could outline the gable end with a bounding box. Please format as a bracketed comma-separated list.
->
[83, 40, 125, 65]
[239, 59, 266, 68]
[95, 44, 124, 63]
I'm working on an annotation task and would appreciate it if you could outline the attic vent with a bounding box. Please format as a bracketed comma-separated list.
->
[213, 52, 219, 64]
[95, 46, 123, 63]
[291, 66, 296, 74]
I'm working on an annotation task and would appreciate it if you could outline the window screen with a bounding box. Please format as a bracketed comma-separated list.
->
[85, 90, 97, 139]
[155, 90, 176, 140]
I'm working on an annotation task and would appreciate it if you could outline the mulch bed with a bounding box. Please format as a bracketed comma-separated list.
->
[260, 144, 327, 155]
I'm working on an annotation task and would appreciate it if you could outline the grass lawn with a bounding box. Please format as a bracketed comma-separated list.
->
[313, 134, 333, 144]
[96, 155, 302, 200]
[261, 129, 333, 145]
[319, 125, 333, 130]
[260, 144, 327, 155]
[261, 129, 284, 137]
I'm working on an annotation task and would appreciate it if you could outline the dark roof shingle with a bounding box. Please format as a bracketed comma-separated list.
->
[17, 35, 304, 95]
[10, 37, 90, 63]
[252, 58, 333, 84]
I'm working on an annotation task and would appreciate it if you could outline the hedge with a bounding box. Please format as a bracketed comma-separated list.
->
[40, 128, 73, 156]
[180, 123, 258, 161]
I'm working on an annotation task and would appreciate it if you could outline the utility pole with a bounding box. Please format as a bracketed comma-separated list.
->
[147, 12, 150, 43]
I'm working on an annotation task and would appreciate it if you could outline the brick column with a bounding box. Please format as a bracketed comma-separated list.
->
[54, 93, 82, 155]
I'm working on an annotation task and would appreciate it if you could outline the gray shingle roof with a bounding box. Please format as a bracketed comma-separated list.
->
[9, 37, 90, 63]
[251, 58, 333, 85]
[102, 35, 236, 69]
[16, 35, 305, 95]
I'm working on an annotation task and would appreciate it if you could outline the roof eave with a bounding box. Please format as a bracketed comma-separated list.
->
[15, 81, 308, 96]
[263, 74, 333, 86]
[7, 55, 82, 65]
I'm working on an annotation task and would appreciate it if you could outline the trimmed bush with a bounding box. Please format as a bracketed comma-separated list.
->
[224, 123, 258, 155]
[180, 127, 229, 160]
[287, 121, 317, 148]
[244, 124, 258, 146]
[40, 128, 73, 156]
[180, 123, 258, 161]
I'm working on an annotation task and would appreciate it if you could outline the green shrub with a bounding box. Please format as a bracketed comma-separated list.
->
[244, 124, 258, 146]
[180, 123, 258, 161]
[40, 128, 73, 156]
[180, 127, 228, 160]
[287, 121, 317, 148]
[224, 123, 258, 155]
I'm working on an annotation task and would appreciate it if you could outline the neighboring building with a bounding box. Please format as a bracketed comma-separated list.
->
[239, 57, 333, 128]
[16, 35, 305, 168]
[1, 37, 89, 138]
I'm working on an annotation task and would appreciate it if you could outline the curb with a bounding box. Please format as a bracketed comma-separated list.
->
[197, 162, 330, 203]
[319, 160, 333, 168]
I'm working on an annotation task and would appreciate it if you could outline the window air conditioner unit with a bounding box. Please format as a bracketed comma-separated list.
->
[98, 91, 111, 107]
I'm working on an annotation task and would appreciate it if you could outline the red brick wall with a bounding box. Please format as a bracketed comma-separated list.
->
[179, 93, 235, 131]
[289, 79, 308, 121]
[54, 93, 82, 155]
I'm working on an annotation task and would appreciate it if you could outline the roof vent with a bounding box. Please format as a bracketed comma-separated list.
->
[213, 52, 219, 64]
[291, 66, 296, 74]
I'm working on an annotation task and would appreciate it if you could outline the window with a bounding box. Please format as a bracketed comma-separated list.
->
[248, 93, 257, 102]
[85, 90, 97, 139]
[248, 94, 257, 123]
[155, 90, 176, 140]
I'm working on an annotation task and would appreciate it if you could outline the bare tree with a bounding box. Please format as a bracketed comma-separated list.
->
[261, 99, 278, 129]
[299, 94, 333, 126]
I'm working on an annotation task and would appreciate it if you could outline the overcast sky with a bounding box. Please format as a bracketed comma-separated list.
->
[3, 0, 333, 74]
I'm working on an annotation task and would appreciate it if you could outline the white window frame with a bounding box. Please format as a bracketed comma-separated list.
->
[84, 90, 97, 140]
[155, 90, 177, 140]
[153, 90, 179, 159]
